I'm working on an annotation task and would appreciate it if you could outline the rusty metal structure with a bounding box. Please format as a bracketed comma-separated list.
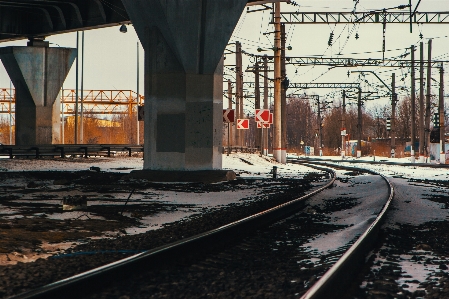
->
[61, 89, 144, 115]
[0, 89, 144, 116]
[0, 88, 14, 115]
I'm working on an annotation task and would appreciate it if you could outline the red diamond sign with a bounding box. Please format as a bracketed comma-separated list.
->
[237, 119, 249, 129]
[257, 122, 270, 128]
[223, 109, 235, 123]
[255, 109, 270, 123]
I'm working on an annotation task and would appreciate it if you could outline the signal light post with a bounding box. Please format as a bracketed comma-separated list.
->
[439, 66, 446, 164]
[391, 73, 396, 158]
[341, 90, 346, 158]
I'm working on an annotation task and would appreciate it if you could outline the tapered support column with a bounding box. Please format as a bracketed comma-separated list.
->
[144, 26, 224, 170]
[122, 0, 247, 170]
[0, 46, 75, 145]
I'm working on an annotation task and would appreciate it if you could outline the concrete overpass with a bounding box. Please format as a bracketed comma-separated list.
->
[0, 0, 270, 42]
[0, 0, 280, 172]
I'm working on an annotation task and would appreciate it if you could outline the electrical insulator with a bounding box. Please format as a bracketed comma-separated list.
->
[282, 77, 290, 90]
[392, 93, 398, 102]
[355, 33, 359, 40]
[386, 118, 391, 131]
[328, 32, 334, 46]
[419, 33, 423, 39]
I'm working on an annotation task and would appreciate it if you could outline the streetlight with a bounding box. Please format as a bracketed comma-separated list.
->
[118, 23, 140, 145]
[136, 41, 140, 145]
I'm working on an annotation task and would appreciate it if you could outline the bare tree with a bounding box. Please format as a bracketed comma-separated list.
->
[286, 96, 316, 153]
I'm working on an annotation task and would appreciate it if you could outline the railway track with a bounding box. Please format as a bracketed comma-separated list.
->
[8, 162, 393, 299]
[0, 144, 143, 158]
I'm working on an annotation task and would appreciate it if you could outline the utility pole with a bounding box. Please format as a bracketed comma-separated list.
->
[317, 96, 322, 156]
[235, 41, 242, 146]
[80, 31, 84, 144]
[273, 1, 283, 163]
[227, 79, 233, 150]
[254, 63, 261, 151]
[391, 73, 396, 158]
[9, 81, 12, 145]
[281, 23, 287, 163]
[263, 55, 269, 156]
[75, 31, 79, 144]
[419, 42, 425, 162]
[439, 66, 445, 163]
[425, 39, 432, 161]
[410, 45, 416, 162]
[137, 41, 140, 145]
[341, 90, 346, 158]
[357, 87, 362, 157]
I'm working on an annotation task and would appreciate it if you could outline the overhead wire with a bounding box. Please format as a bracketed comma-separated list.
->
[228, 1, 449, 111]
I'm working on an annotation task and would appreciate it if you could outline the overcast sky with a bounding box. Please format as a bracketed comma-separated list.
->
[0, 0, 448, 114]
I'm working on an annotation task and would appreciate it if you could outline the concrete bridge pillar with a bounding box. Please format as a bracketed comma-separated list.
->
[0, 43, 76, 145]
[121, 0, 247, 170]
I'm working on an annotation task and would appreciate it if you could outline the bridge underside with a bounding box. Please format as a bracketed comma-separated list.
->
[0, 0, 262, 43]
[0, 0, 261, 172]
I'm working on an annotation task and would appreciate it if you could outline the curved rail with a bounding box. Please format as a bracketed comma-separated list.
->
[298, 161, 394, 299]
[11, 166, 336, 299]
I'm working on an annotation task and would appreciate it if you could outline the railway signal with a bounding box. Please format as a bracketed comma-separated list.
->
[255, 109, 270, 123]
[236, 119, 249, 129]
[138, 105, 144, 121]
[257, 122, 270, 128]
[223, 109, 235, 123]
[433, 113, 439, 128]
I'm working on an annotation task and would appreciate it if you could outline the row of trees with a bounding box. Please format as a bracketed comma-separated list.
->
[238, 94, 447, 157]
[63, 113, 143, 144]
[1, 94, 445, 158]
[0, 113, 144, 145]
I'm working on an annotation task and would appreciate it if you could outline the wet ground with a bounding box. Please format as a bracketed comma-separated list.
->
[0, 168, 316, 265]
[0, 160, 328, 298]
[4, 156, 449, 298]
[351, 176, 449, 298]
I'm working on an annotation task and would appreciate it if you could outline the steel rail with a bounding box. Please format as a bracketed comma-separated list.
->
[295, 160, 394, 299]
[10, 166, 336, 299]
[300, 156, 449, 168]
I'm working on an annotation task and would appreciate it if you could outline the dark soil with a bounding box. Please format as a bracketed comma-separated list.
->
[0, 170, 328, 298]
